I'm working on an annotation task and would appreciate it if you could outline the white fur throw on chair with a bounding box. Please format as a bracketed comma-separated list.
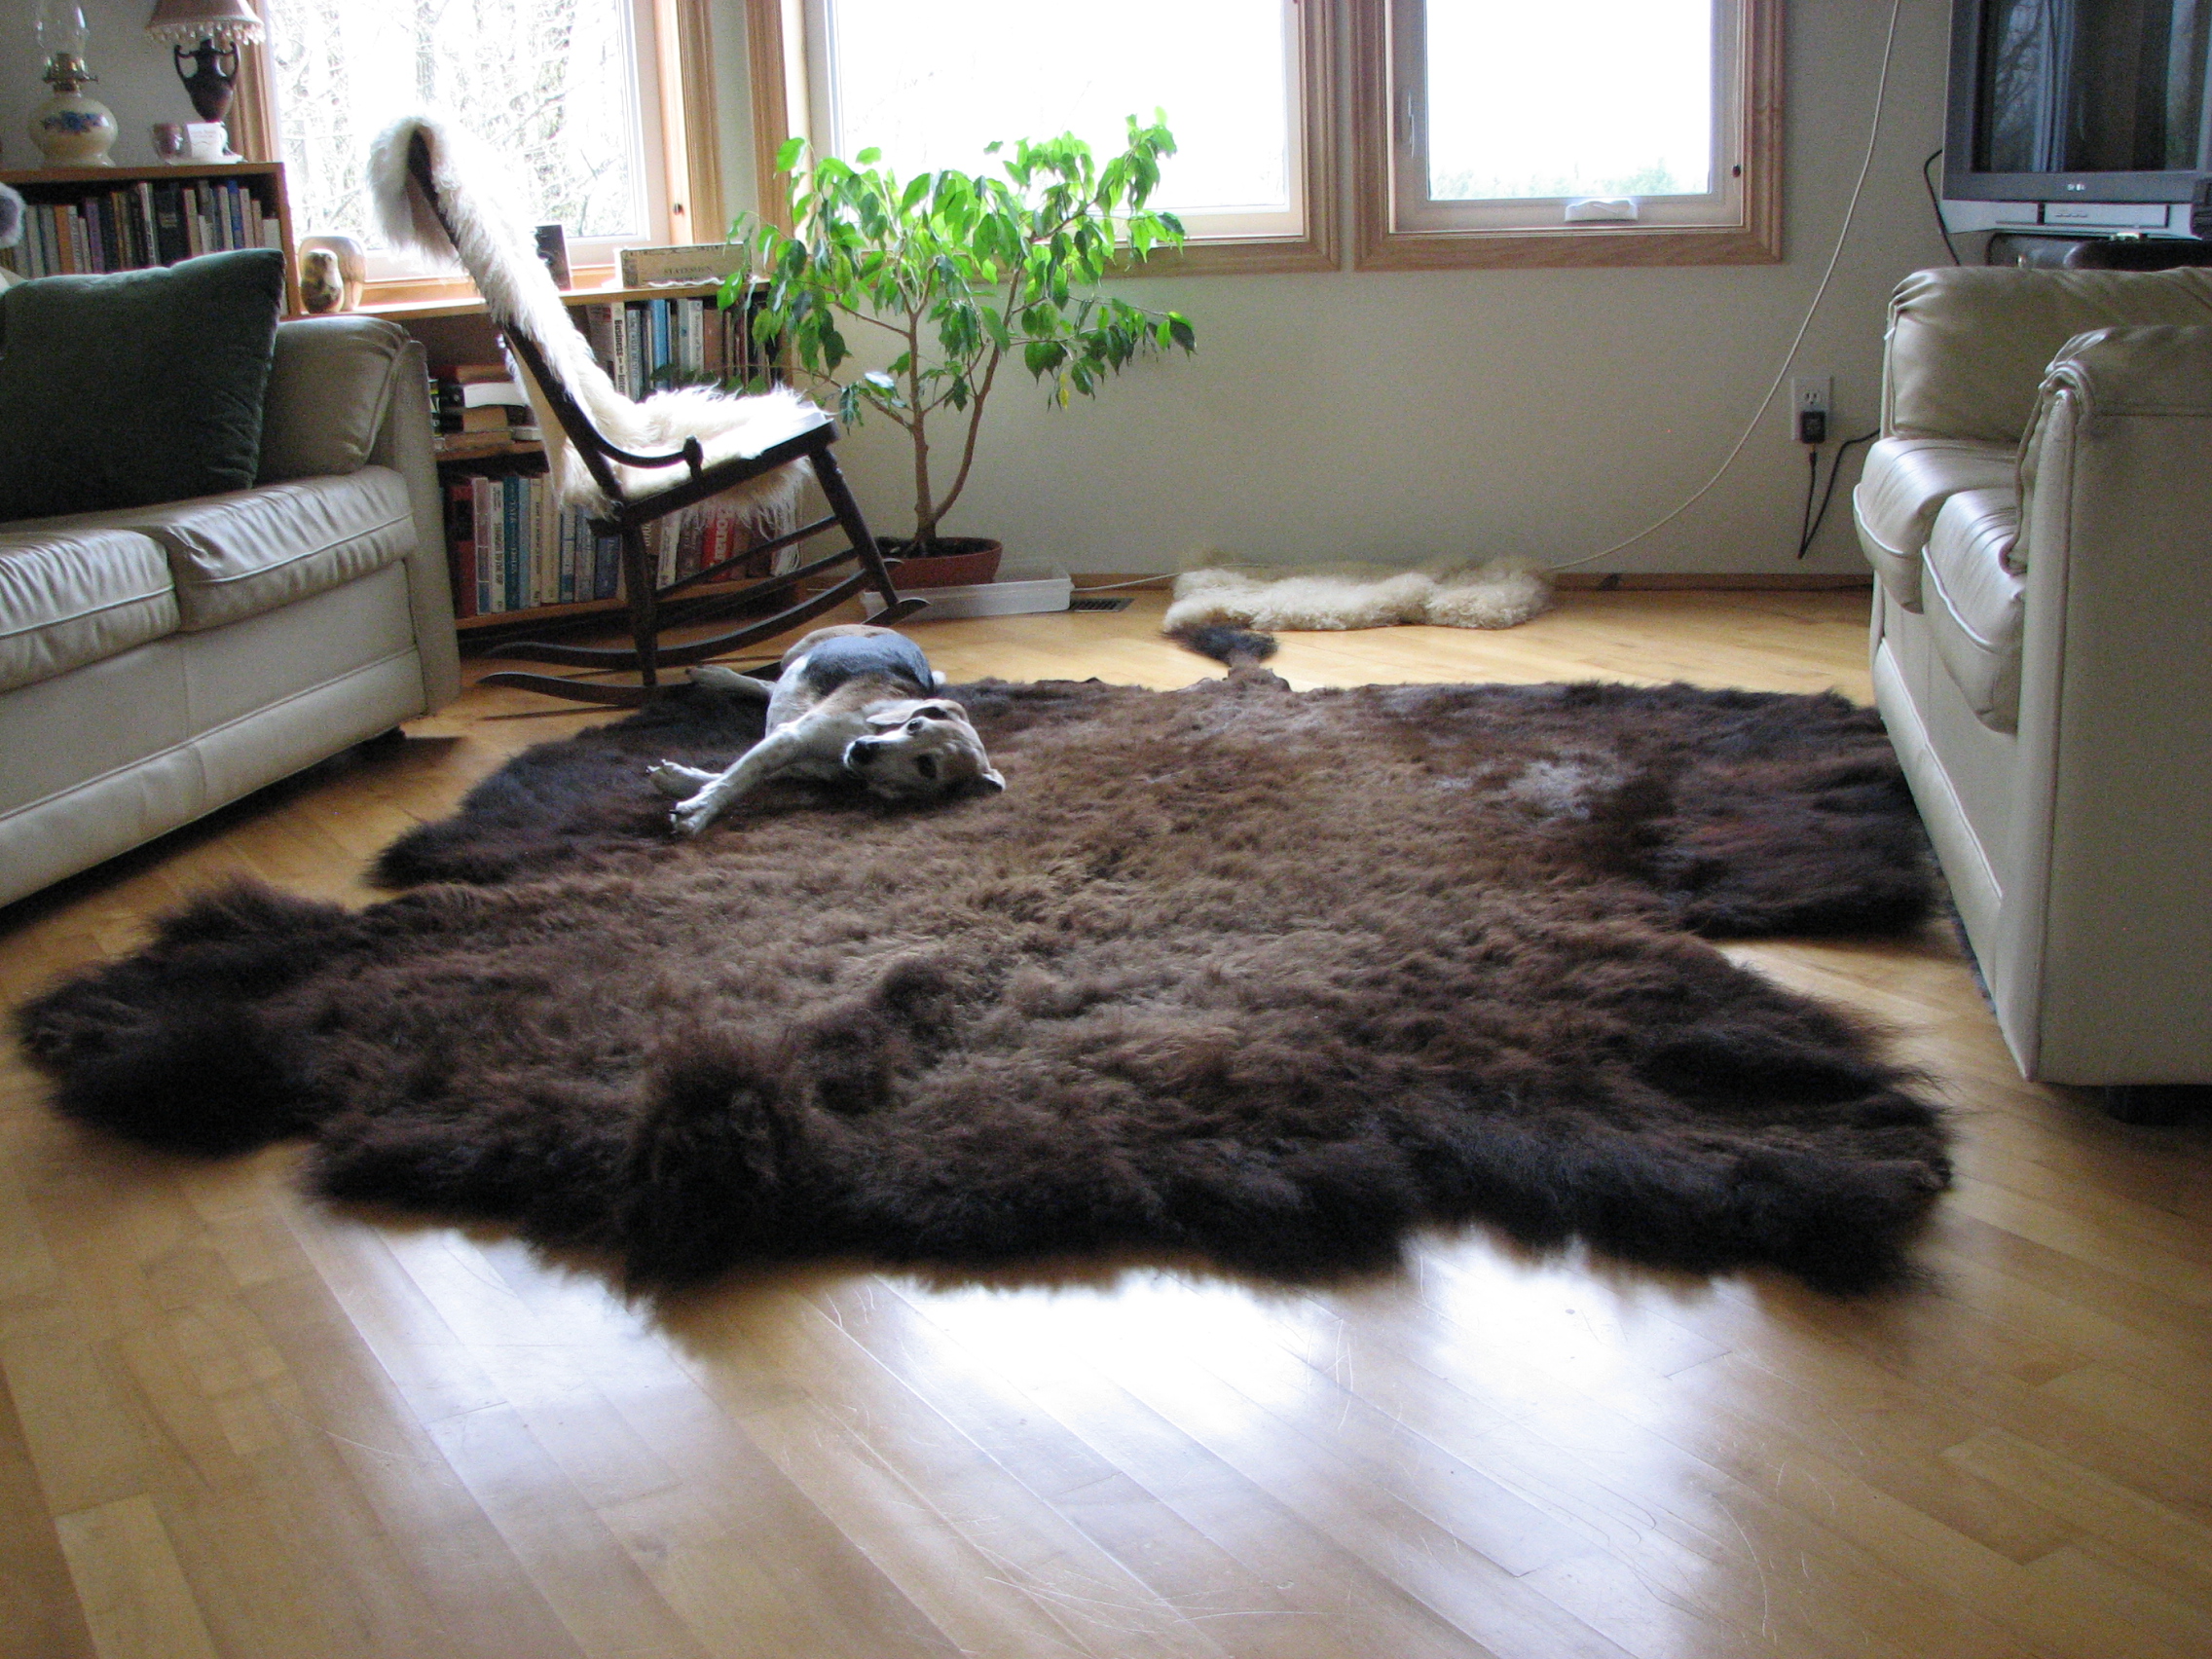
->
[368, 113, 819, 519]
[1164, 562, 1552, 634]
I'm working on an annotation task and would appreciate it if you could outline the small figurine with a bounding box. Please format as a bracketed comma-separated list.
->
[299, 246, 344, 313]
[296, 232, 367, 312]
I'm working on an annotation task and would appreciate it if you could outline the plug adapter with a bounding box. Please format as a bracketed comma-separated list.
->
[1790, 375, 1833, 446]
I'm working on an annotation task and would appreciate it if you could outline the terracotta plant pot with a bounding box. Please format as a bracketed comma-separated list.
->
[880, 536, 1002, 590]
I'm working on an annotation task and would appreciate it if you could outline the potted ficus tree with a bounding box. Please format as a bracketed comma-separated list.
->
[723, 116, 1198, 585]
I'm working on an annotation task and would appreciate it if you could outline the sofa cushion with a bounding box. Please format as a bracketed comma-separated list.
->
[1853, 437, 2016, 610]
[1923, 487, 2026, 733]
[0, 249, 286, 521]
[0, 527, 178, 692]
[258, 316, 410, 485]
[25, 467, 417, 632]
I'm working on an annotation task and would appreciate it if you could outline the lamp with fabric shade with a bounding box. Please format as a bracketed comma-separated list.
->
[146, 0, 263, 126]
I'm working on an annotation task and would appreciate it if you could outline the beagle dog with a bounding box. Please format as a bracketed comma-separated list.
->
[648, 624, 1004, 836]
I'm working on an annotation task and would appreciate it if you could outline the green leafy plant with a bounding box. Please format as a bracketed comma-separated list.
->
[723, 117, 1198, 554]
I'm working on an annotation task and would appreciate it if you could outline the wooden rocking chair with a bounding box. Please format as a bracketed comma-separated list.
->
[403, 134, 923, 707]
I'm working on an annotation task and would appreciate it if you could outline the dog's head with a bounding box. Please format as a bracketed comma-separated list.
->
[842, 699, 1005, 800]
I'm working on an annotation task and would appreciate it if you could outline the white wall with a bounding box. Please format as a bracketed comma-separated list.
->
[712, 0, 1963, 575]
[3, 0, 206, 170]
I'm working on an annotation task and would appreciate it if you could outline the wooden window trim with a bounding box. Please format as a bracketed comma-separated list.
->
[237, 1, 724, 309]
[744, 0, 1340, 276]
[1350, 0, 1783, 272]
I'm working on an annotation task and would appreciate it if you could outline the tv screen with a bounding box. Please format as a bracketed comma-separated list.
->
[1949, 0, 2212, 203]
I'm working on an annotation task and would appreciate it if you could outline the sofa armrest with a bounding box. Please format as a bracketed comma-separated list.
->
[1881, 267, 2212, 446]
[368, 338, 461, 711]
[2002, 322, 2212, 1078]
[2039, 322, 2212, 417]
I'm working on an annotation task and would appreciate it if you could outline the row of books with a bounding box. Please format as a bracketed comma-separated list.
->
[443, 470, 780, 620]
[0, 180, 281, 279]
[574, 296, 759, 399]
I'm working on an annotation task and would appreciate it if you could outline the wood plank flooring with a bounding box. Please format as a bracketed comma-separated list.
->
[3, 588, 2208, 1659]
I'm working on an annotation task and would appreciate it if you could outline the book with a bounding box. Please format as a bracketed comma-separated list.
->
[473, 477, 497, 613]
[502, 476, 523, 613]
[458, 380, 530, 409]
[617, 242, 747, 287]
[445, 482, 477, 619]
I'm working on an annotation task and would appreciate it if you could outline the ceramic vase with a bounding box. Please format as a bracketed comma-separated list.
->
[29, 88, 118, 166]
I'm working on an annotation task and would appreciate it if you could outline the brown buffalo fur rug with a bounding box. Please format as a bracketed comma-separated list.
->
[17, 656, 1949, 1294]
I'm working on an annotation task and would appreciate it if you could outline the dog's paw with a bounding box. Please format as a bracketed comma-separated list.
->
[689, 665, 770, 698]
[648, 761, 714, 798]
[668, 793, 722, 838]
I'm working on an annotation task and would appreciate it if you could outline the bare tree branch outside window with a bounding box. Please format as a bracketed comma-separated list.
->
[263, 0, 646, 248]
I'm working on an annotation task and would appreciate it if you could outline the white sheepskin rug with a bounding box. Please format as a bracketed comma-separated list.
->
[1164, 562, 1553, 634]
[366, 112, 817, 520]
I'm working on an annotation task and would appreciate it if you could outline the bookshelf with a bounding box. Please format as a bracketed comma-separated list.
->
[382, 281, 782, 637]
[0, 162, 301, 314]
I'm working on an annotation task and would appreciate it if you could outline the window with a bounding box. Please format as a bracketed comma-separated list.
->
[254, 0, 718, 291]
[749, 0, 1336, 273]
[1353, 0, 1781, 268]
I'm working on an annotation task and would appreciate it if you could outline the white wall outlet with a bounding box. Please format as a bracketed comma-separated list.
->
[1790, 375, 1833, 444]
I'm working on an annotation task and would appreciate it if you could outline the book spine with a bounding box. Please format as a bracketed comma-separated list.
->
[446, 482, 477, 619]
[152, 185, 186, 265]
[604, 305, 629, 390]
[70, 207, 90, 274]
[503, 476, 522, 613]
[626, 303, 645, 398]
[473, 478, 496, 613]
[650, 300, 670, 387]
[537, 475, 558, 607]
[525, 475, 543, 608]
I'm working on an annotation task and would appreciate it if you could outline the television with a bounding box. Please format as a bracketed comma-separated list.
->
[1944, 0, 2212, 231]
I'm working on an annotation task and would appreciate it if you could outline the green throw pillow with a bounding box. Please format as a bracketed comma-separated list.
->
[0, 249, 285, 521]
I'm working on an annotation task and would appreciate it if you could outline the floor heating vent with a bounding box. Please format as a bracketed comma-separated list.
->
[1068, 594, 1135, 612]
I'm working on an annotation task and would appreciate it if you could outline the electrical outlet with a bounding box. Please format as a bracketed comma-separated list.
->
[1791, 375, 1833, 445]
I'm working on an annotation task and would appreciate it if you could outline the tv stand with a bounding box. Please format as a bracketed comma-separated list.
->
[1987, 230, 2212, 271]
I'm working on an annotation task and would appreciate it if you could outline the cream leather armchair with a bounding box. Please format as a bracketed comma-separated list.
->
[1856, 267, 2212, 1116]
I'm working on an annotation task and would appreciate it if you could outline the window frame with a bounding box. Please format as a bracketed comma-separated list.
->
[239, 0, 725, 307]
[1351, 0, 1782, 271]
[744, 0, 1339, 276]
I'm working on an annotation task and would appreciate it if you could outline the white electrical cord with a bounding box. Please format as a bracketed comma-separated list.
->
[1543, 0, 1905, 572]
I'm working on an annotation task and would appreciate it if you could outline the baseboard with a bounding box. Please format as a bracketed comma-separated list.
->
[1070, 572, 1874, 593]
[1550, 572, 1874, 592]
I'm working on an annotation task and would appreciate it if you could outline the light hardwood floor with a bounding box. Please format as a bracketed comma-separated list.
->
[3, 589, 2208, 1659]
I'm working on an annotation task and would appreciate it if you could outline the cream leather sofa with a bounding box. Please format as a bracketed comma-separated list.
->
[1856, 266, 2212, 1108]
[0, 315, 460, 906]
